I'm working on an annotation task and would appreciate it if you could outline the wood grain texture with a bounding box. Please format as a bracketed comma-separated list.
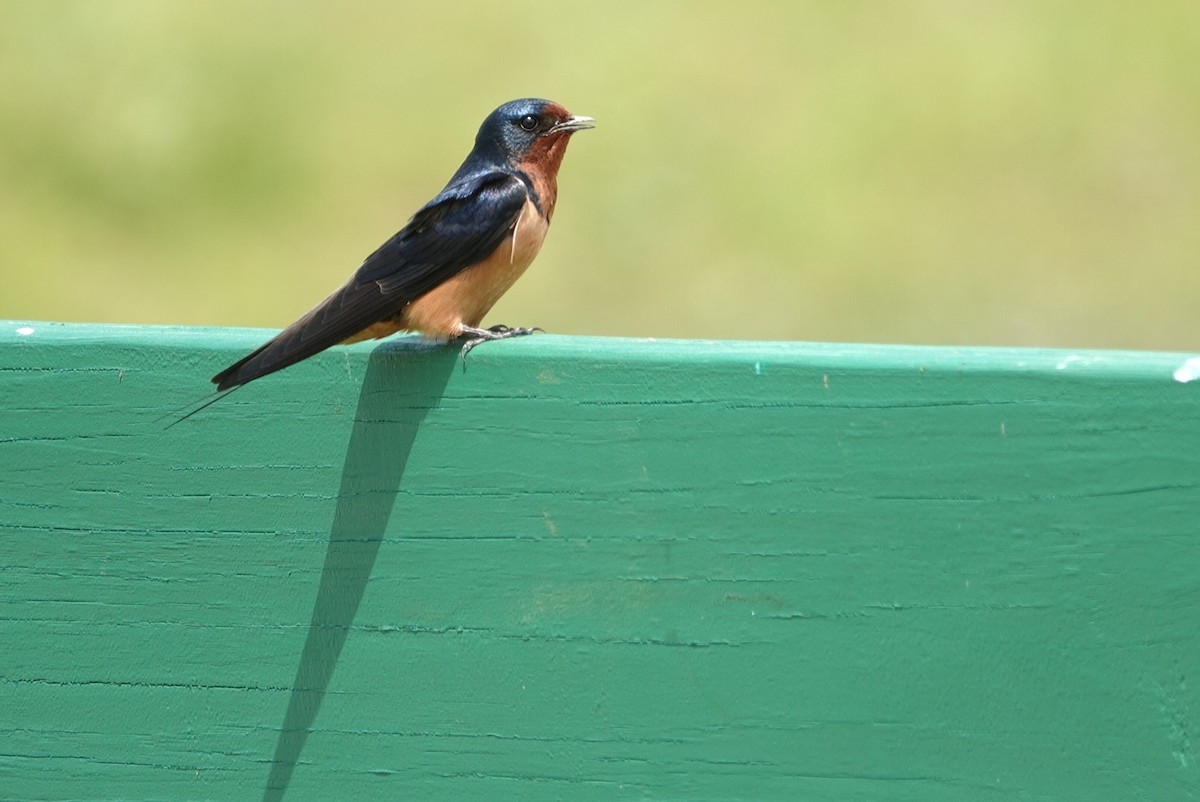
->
[2, 320, 1199, 801]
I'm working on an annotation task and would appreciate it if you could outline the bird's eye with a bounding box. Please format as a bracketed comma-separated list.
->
[519, 114, 539, 132]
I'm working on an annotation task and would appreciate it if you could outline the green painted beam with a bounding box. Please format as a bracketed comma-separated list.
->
[3, 320, 1199, 801]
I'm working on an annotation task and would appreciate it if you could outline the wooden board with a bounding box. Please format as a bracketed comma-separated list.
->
[3, 320, 1199, 800]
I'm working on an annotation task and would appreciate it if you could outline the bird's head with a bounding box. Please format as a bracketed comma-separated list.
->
[474, 98, 595, 168]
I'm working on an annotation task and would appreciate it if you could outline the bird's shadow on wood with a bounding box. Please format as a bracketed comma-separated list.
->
[262, 340, 456, 802]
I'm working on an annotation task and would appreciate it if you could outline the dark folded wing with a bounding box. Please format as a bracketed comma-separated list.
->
[211, 171, 528, 391]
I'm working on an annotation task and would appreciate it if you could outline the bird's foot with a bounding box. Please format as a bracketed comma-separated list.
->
[459, 324, 544, 361]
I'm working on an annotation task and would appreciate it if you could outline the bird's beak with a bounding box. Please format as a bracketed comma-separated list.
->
[551, 115, 596, 134]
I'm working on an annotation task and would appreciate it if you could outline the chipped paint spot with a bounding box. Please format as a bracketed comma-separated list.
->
[15, 327, 34, 336]
[753, 361, 764, 376]
[1056, 355, 1084, 370]
[822, 374, 829, 390]
[1173, 357, 1200, 384]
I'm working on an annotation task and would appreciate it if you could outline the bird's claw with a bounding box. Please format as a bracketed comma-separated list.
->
[486, 324, 545, 336]
[459, 324, 544, 362]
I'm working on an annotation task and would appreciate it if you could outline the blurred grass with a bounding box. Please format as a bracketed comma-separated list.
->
[1, 1, 1198, 350]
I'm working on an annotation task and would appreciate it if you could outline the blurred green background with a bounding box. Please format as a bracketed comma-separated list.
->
[2, 1, 1197, 350]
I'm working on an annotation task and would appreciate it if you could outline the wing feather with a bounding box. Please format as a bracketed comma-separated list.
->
[211, 171, 528, 390]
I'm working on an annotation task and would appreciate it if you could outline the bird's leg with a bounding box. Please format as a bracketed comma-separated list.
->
[459, 324, 544, 361]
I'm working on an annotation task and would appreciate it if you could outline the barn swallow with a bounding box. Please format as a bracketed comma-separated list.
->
[210, 98, 593, 392]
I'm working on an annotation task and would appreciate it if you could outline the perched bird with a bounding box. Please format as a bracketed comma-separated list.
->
[211, 98, 593, 392]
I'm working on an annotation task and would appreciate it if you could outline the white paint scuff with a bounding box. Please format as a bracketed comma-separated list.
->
[1056, 355, 1085, 370]
[1173, 357, 1200, 384]
[15, 327, 34, 336]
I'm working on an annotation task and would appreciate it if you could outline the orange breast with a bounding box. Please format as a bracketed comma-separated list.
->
[398, 198, 549, 340]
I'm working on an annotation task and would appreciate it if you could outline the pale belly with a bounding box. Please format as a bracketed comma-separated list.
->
[404, 199, 549, 337]
[344, 199, 549, 344]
